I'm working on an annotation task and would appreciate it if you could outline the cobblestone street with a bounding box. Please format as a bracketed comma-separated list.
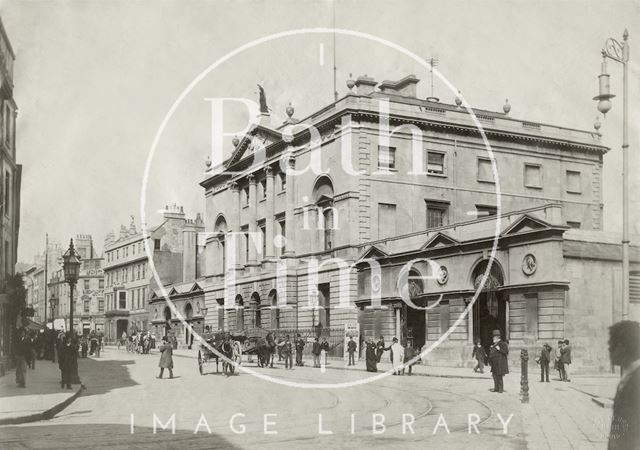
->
[0, 347, 619, 449]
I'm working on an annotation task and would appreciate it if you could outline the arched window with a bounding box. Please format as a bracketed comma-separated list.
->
[214, 215, 228, 272]
[235, 294, 244, 331]
[269, 289, 279, 329]
[250, 292, 261, 328]
[313, 176, 336, 251]
[184, 303, 193, 320]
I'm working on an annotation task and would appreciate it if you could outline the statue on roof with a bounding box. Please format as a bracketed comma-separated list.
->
[257, 84, 269, 114]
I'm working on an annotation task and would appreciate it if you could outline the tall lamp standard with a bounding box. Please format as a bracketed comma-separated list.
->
[62, 239, 82, 384]
[594, 29, 630, 320]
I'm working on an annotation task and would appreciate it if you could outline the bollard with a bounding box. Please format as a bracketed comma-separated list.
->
[520, 349, 529, 403]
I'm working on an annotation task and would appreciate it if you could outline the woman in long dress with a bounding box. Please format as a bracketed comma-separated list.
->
[390, 337, 405, 375]
[365, 338, 377, 372]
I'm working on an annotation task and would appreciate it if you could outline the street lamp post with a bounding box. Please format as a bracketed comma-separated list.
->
[594, 29, 630, 320]
[62, 239, 82, 384]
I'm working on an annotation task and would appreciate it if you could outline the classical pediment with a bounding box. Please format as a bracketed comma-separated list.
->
[226, 123, 281, 168]
[357, 245, 388, 261]
[501, 214, 553, 236]
[188, 282, 203, 294]
[421, 232, 460, 250]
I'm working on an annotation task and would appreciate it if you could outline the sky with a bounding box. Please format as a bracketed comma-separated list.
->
[2, 0, 639, 262]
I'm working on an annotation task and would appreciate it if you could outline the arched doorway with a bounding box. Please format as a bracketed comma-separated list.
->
[471, 259, 507, 357]
[184, 303, 194, 347]
[163, 306, 172, 335]
[404, 269, 426, 349]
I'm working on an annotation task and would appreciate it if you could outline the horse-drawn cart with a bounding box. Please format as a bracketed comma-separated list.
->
[197, 332, 243, 376]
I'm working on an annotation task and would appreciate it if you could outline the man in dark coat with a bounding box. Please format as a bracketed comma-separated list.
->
[157, 336, 174, 379]
[279, 335, 293, 369]
[560, 339, 572, 382]
[312, 337, 321, 368]
[488, 329, 508, 393]
[365, 337, 377, 372]
[608, 320, 640, 450]
[58, 333, 77, 389]
[14, 328, 29, 387]
[347, 336, 357, 366]
[295, 333, 305, 366]
[539, 343, 552, 382]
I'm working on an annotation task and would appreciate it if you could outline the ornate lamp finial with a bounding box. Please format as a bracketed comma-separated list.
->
[503, 99, 511, 114]
[286, 102, 294, 118]
[455, 90, 463, 107]
[346, 73, 355, 92]
[594, 116, 602, 132]
[232, 136, 240, 147]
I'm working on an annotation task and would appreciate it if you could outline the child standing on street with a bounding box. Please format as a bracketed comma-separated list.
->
[472, 339, 487, 373]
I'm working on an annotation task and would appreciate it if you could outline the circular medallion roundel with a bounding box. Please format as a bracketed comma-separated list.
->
[437, 266, 449, 285]
[371, 274, 381, 293]
[522, 253, 537, 276]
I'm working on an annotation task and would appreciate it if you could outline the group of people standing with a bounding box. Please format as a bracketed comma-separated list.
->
[535, 339, 571, 382]
[363, 335, 419, 375]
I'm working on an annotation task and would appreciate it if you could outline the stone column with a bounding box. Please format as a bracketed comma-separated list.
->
[265, 166, 275, 259]
[247, 174, 258, 266]
[229, 181, 242, 270]
[284, 157, 296, 257]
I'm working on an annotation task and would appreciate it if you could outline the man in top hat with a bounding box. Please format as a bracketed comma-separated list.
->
[488, 329, 509, 393]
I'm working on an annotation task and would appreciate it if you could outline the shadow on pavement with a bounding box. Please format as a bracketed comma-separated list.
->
[0, 423, 240, 449]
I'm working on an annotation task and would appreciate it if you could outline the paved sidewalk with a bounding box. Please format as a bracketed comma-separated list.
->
[0, 359, 84, 425]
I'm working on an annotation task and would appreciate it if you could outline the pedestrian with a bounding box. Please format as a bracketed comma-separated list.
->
[157, 336, 174, 379]
[59, 333, 77, 389]
[488, 329, 509, 393]
[560, 339, 572, 382]
[90, 333, 99, 357]
[472, 339, 487, 373]
[312, 337, 321, 368]
[319, 337, 330, 367]
[538, 343, 552, 383]
[27, 331, 37, 369]
[553, 340, 564, 381]
[403, 344, 416, 375]
[279, 335, 293, 369]
[375, 336, 386, 363]
[390, 337, 404, 375]
[80, 336, 88, 358]
[607, 320, 640, 450]
[119, 330, 127, 349]
[277, 336, 284, 361]
[14, 328, 28, 388]
[295, 333, 305, 366]
[347, 336, 357, 366]
[365, 337, 377, 372]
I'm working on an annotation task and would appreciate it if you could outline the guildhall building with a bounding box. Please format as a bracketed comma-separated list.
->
[199, 74, 639, 370]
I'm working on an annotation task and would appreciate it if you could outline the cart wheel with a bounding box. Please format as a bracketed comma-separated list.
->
[198, 351, 203, 375]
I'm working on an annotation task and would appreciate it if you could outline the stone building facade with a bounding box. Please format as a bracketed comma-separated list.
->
[0, 17, 20, 368]
[197, 74, 638, 368]
[48, 235, 104, 333]
[104, 206, 204, 343]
